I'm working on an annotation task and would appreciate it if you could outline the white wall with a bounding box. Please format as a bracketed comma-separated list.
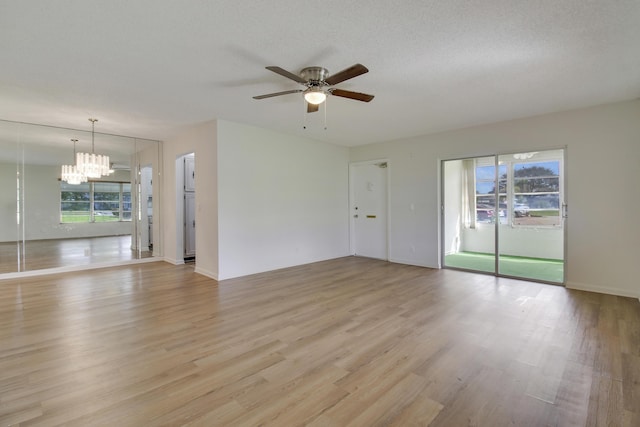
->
[351, 100, 640, 298]
[163, 120, 218, 278]
[460, 226, 563, 260]
[0, 163, 18, 242]
[217, 120, 350, 280]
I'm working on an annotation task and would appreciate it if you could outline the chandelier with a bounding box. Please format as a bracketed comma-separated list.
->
[61, 139, 87, 185]
[76, 118, 110, 178]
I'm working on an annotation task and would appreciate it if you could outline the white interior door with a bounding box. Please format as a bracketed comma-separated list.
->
[351, 162, 388, 260]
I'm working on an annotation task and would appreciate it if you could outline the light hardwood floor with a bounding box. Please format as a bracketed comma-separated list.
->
[1, 257, 638, 426]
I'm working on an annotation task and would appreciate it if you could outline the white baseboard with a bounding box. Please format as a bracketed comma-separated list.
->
[388, 257, 437, 269]
[194, 266, 218, 281]
[566, 281, 639, 299]
[163, 257, 185, 266]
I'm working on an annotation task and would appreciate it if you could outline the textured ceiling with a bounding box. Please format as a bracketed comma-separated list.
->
[1, 0, 639, 147]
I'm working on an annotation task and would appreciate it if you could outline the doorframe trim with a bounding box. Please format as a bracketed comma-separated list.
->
[348, 159, 390, 260]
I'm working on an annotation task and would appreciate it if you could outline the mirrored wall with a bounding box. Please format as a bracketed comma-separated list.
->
[0, 119, 162, 275]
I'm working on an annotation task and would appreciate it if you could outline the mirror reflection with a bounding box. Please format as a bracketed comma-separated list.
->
[0, 119, 161, 275]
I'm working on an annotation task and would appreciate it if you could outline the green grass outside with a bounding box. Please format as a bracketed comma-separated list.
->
[61, 213, 129, 223]
[529, 210, 559, 217]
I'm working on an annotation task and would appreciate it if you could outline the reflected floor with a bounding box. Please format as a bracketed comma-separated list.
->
[445, 251, 564, 283]
[0, 235, 152, 274]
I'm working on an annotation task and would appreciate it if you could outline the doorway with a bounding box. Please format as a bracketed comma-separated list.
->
[442, 149, 566, 283]
[177, 153, 195, 262]
[350, 161, 388, 260]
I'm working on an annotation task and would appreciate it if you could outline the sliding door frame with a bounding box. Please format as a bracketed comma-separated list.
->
[440, 146, 567, 285]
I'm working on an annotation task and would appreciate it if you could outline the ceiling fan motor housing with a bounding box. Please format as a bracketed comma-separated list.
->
[300, 67, 329, 87]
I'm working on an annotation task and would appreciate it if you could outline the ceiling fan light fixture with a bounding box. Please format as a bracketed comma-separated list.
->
[304, 89, 326, 105]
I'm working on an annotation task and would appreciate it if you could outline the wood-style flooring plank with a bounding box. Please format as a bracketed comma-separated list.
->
[1, 257, 639, 426]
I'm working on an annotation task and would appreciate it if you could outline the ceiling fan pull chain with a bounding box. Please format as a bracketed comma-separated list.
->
[302, 97, 307, 129]
[324, 97, 328, 130]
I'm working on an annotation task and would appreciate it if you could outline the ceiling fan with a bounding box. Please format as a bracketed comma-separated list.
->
[253, 63, 374, 113]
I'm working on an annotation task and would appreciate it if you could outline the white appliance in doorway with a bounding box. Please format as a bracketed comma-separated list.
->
[183, 154, 196, 259]
[350, 161, 388, 260]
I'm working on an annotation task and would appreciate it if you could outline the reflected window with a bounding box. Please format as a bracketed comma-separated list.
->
[122, 183, 132, 220]
[60, 182, 90, 222]
[60, 182, 132, 223]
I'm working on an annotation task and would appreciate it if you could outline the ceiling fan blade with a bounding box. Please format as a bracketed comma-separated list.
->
[307, 103, 319, 113]
[329, 88, 375, 102]
[253, 89, 303, 100]
[325, 64, 369, 85]
[265, 66, 307, 84]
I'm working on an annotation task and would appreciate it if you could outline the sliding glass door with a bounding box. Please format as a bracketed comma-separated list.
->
[442, 156, 497, 274]
[442, 149, 565, 284]
[496, 151, 565, 282]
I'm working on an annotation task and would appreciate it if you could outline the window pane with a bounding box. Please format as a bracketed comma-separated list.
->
[517, 194, 560, 210]
[60, 182, 90, 223]
[94, 182, 120, 221]
[514, 177, 559, 193]
[61, 201, 90, 211]
[122, 184, 132, 221]
[476, 182, 495, 195]
[94, 182, 120, 199]
[513, 161, 560, 193]
[477, 196, 495, 208]
[498, 195, 508, 224]
[476, 165, 495, 180]
[512, 194, 561, 226]
[514, 161, 559, 177]
[475, 163, 506, 224]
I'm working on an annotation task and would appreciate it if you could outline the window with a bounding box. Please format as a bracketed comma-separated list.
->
[475, 156, 562, 227]
[93, 182, 121, 221]
[60, 182, 131, 223]
[512, 160, 561, 226]
[61, 182, 90, 223]
[475, 163, 507, 224]
[122, 184, 132, 220]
